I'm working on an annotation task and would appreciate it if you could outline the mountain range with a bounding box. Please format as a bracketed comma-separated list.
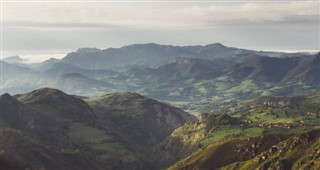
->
[60, 43, 306, 70]
[1, 43, 319, 114]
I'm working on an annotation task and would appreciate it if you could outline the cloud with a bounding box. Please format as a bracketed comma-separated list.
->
[2, 50, 68, 63]
[2, 1, 319, 55]
[3, 20, 120, 32]
[4, 1, 319, 29]
[176, 2, 319, 25]
[22, 53, 67, 63]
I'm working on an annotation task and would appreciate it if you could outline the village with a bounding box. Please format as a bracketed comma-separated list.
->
[257, 121, 306, 129]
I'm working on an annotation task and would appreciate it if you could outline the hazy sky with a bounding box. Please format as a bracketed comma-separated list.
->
[1, 0, 320, 61]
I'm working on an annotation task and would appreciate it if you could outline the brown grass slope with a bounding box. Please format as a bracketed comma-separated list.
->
[169, 130, 320, 170]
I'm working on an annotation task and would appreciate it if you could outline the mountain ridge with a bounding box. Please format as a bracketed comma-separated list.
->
[1, 88, 197, 169]
[60, 43, 306, 70]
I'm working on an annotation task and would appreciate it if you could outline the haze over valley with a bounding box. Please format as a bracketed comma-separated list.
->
[2, 43, 320, 114]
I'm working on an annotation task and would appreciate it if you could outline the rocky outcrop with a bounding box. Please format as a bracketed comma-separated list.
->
[169, 130, 320, 170]
[254, 130, 320, 170]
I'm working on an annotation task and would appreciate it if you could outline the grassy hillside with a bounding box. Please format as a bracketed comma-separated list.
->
[164, 92, 320, 169]
[169, 130, 320, 170]
[86, 92, 196, 150]
[1, 88, 197, 169]
[0, 128, 102, 170]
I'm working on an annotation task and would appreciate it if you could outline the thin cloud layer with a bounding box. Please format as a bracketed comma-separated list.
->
[4, 1, 319, 29]
[2, 1, 319, 57]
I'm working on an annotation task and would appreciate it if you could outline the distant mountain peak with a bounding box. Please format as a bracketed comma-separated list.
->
[44, 57, 60, 63]
[3, 55, 28, 63]
[206, 43, 226, 48]
[76, 47, 101, 53]
[124, 42, 161, 47]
